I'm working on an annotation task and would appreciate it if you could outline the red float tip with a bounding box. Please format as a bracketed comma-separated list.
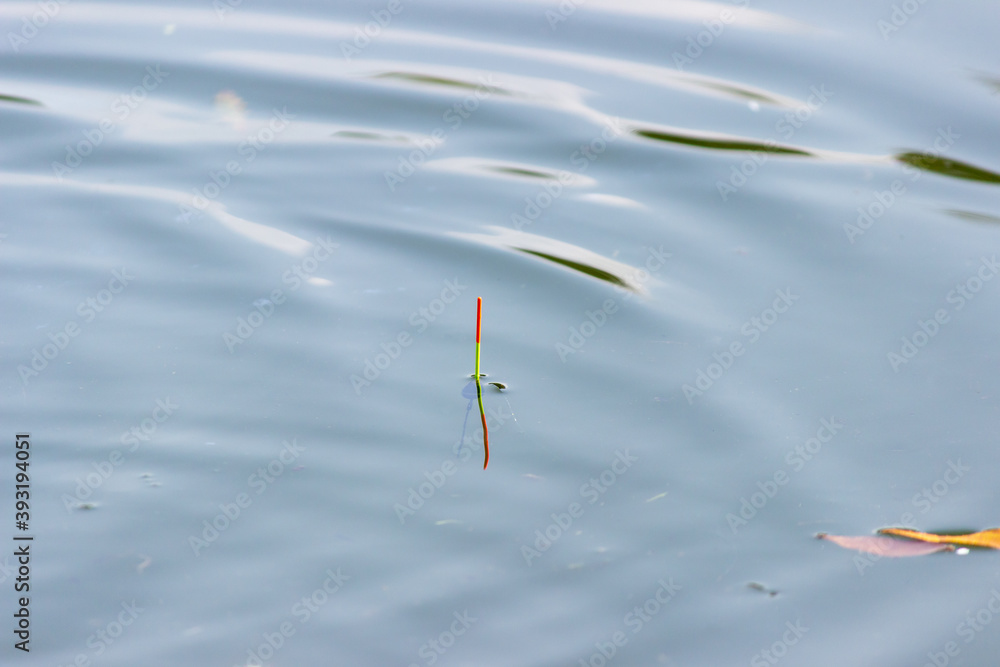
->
[476, 297, 482, 344]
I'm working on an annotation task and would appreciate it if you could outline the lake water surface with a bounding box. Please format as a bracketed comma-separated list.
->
[3, 1, 1000, 665]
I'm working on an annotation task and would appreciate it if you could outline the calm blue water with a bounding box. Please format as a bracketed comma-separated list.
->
[3, 1, 1000, 665]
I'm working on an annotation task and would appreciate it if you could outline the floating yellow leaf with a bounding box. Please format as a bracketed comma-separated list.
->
[878, 527, 1000, 549]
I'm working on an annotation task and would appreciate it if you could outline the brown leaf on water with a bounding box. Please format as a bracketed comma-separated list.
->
[878, 527, 1000, 549]
[817, 533, 954, 557]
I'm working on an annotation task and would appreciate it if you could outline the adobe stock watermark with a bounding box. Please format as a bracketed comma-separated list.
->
[670, 0, 751, 70]
[453, 388, 518, 460]
[177, 107, 295, 222]
[61, 397, 179, 511]
[234, 567, 350, 667]
[877, 0, 931, 40]
[912, 459, 970, 514]
[887, 256, 999, 372]
[394, 396, 515, 524]
[716, 85, 833, 201]
[750, 619, 809, 667]
[917, 588, 1000, 667]
[556, 299, 618, 362]
[510, 170, 576, 231]
[0, 556, 16, 586]
[51, 66, 170, 178]
[726, 417, 843, 534]
[511, 116, 626, 231]
[17, 268, 134, 386]
[683, 288, 798, 403]
[213, 0, 243, 21]
[844, 127, 958, 243]
[393, 453, 469, 525]
[54, 600, 144, 667]
[520, 449, 638, 566]
[188, 439, 304, 556]
[579, 577, 681, 667]
[555, 245, 671, 362]
[406, 610, 477, 667]
[223, 236, 338, 352]
[351, 278, 467, 395]
[384, 75, 500, 191]
[340, 0, 406, 60]
[853, 459, 971, 576]
[545, 0, 586, 30]
[7, 0, 70, 52]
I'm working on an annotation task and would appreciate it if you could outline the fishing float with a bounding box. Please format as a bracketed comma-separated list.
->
[475, 297, 489, 469]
